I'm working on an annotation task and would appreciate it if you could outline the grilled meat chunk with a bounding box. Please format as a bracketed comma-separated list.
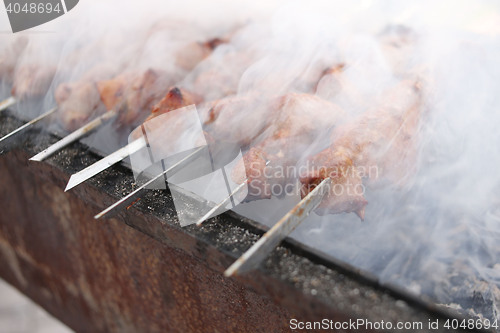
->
[230, 93, 346, 200]
[97, 69, 173, 126]
[300, 80, 423, 220]
[11, 65, 56, 100]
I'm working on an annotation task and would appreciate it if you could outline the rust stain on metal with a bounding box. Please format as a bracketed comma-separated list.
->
[126, 198, 141, 210]
[0, 149, 295, 333]
[0, 117, 468, 333]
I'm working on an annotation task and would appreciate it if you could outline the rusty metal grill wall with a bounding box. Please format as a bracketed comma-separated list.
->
[0, 112, 481, 332]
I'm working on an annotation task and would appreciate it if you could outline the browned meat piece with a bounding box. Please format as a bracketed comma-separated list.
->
[230, 93, 346, 200]
[300, 80, 423, 220]
[203, 93, 274, 146]
[315, 64, 345, 98]
[11, 65, 56, 99]
[315, 63, 374, 117]
[55, 80, 105, 132]
[129, 87, 207, 159]
[175, 38, 227, 71]
[54, 63, 121, 131]
[192, 69, 239, 101]
[190, 49, 255, 101]
[96, 76, 123, 111]
[149, 86, 202, 119]
[97, 69, 173, 126]
[130, 86, 203, 140]
[232, 147, 271, 198]
[299, 147, 368, 220]
[56, 31, 225, 132]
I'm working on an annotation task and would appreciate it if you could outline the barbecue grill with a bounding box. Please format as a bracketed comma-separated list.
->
[1, 1, 500, 332]
[0, 107, 491, 332]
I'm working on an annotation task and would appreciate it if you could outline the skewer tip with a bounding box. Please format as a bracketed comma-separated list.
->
[29, 154, 43, 162]
[0, 96, 16, 112]
[223, 262, 240, 277]
[64, 176, 78, 192]
[195, 213, 211, 227]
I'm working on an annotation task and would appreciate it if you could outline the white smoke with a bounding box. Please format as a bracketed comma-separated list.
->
[2, 0, 500, 323]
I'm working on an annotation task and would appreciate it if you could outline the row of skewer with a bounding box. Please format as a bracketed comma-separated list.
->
[0, 93, 331, 277]
[0, 34, 339, 278]
[0, 23, 422, 277]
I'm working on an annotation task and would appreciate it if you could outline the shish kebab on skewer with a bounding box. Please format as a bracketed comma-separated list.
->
[95, 72, 351, 219]
[63, 31, 265, 191]
[29, 37, 227, 162]
[225, 79, 424, 276]
[223, 25, 424, 276]
[0, 19, 426, 278]
[0, 63, 119, 145]
[202, 24, 421, 221]
[195, 62, 358, 225]
[194, 38, 414, 222]
[300, 79, 423, 218]
[94, 52, 363, 218]
[28, 67, 171, 161]
[0, 63, 59, 143]
[0, 39, 124, 142]
[195, 91, 347, 225]
[62, 36, 231, 190]
[0, 19, 173, 110]
[28, 66, 171, 160]
[0, 33, 89, 111]
[0, 64, 58, 113]
[0, 37, 29, 111]
[55, 35, 226, 132]
[0, 64, 59, 133]
[90, 30, 352, 216]
[1, 17, 230, 144]
[94, 87, 207, 219]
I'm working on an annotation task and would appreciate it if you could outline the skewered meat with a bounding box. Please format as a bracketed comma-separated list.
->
[0, 37, 28, 84]
[131, 86, 202, 138]
[97, 68, 173, 126]
[190, 50, 255, 101]
[299, 80, 423, 220]
[175, 38, 227, 71]
[230, 93, 345, 199]
[202, 63, 350, 149]
[11, 65, 56, 100]
[129, 86, 206, 158]
[315, 64, 355, 101]
[148, 86, 202, 119]
[98, 36, 227, 126]
[203, 93, 275, 146]
[55, 64, 118, 131]
[56, 32, 227, 132]
[55, 80, 106, 132]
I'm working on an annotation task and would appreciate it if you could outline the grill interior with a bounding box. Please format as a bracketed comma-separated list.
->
[0, 108, 487, 332]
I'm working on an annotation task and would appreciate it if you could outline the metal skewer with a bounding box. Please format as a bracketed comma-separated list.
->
[0, 107, 57, 143]
[30, 109, 118, 162]
[196, 160, 271, 226]
[64, 136, 147, 191]
[196, 182, 247, 226]
[0, 96, 16, 112]
[94, 146, 205, 219]
[224, 177, 332, 277]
